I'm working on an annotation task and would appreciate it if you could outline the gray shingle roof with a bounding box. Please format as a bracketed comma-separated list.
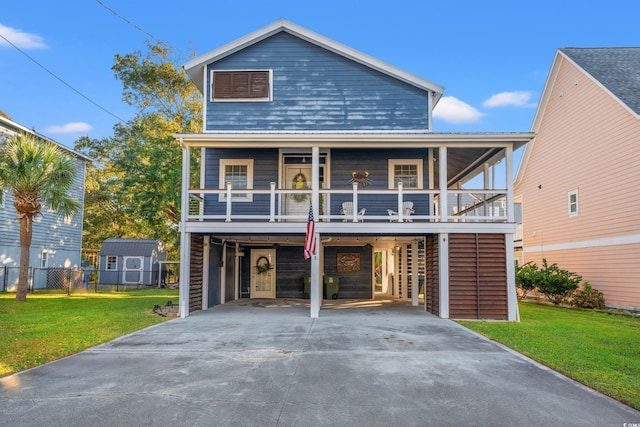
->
[560, 47, 640, 115]
[99, 238, 166, 257]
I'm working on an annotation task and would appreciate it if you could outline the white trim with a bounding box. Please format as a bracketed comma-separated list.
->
[524, 233, 640, 253]
[568, 189, 579, 216]
[505, 236, 518, 321]
[41, 250, 49, 269]
[202, 236, 210, 311]
[210, 69, 273, 102]
[388, 159, 423, 189]
[439, 234, 449, 319]
[106, 255, 118, 271]
[218, 159, 254, 202]
[411, 240, 419, 306]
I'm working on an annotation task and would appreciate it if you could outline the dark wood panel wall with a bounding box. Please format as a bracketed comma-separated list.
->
[448, 233, 507, 320]
[425, 235, 439, 316]
[189, 234, 204, 313]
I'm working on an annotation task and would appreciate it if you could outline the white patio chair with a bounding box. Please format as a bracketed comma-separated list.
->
[340, 202, 366, 222]
[386, 201, 415, 222]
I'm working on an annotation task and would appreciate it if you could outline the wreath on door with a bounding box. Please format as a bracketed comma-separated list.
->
[255, 256, 273, 275]
[291, 172, 308, 203]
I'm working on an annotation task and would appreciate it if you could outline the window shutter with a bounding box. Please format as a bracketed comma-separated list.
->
[213, 71, 269, 99]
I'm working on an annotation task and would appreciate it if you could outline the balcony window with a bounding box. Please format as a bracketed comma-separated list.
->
[388, 159, 423, 189]
[219, 159, 254, 202]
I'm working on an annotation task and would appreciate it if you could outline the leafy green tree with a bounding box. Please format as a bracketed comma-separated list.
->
[0, 134, 80, 301]
[75, 42, 201, 258]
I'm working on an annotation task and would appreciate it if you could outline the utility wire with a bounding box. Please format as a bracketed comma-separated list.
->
[95, 0, 166, 45]
[0, 33, 126, 123]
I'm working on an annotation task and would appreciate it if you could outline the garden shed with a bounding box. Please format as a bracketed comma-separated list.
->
[98, 238, 167, 286]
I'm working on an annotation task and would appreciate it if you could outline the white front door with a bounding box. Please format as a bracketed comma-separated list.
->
[284, 165, 312, 220]
[123, 256, 144, 284]
[250, 249, 276, 299]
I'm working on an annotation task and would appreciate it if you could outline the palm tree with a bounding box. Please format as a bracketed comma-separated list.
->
[0, 134, 80, 301]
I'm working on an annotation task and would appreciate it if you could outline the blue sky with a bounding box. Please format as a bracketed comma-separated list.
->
[1, 0, 638, 152]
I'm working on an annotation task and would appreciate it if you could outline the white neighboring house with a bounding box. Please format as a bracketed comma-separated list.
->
[0, 115, 91, 290]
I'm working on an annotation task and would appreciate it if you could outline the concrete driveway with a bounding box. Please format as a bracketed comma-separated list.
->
[1, 298, 638, 426]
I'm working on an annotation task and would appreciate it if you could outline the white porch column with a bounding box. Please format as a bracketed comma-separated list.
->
[428, 149, 435, 217]
[310, 146, 321, 318]
[411, 239, 419, 306]
[506, 235, 519, 321]
[439, 147, 448, 222]
[439, 233, 449, 318]
[178, 143, 191, 318]
[202, 236, 210, 311]
[505, 146, 515, 223]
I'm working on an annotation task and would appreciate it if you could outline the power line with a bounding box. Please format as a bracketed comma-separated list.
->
[0, 33, 126, 123]
[95, 0, 165, 45]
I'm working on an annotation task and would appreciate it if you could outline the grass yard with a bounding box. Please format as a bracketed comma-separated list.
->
[458, 302, 640, 410]
[0, 289, 179, 377]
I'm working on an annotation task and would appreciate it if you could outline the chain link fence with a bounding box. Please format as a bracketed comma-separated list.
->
[0, 266, 178, 294]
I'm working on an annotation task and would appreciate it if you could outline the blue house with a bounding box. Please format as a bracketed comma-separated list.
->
[0, 115, 90, 290]
[176, 20, 534, 320]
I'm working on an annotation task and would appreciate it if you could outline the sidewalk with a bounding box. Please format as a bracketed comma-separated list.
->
[1, 298, 638, 426]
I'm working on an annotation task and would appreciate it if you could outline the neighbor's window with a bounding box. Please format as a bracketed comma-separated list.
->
[41, 250, 49, 269]
[211, 70, 271, 101]
[106, 256, 117, 271]
[388, 159, 423, 189]
[219, 159, 254, 202]
[568, 189, 579, 216]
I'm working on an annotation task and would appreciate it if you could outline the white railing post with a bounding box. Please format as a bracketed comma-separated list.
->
[352, 182, 358, 222]
[269, 182, 276, 222]
[225, 181, 232, 222]
[397, 182, 404, 222]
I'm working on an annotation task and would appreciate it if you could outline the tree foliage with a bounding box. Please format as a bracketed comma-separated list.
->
[75, 42, 201, 258]
[0, 134, 80, 301]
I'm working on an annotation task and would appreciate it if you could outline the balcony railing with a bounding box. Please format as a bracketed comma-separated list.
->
[186, 182, 510, 224]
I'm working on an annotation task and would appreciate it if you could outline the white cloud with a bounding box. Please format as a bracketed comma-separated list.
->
[432, 96, 484, 124]
[0, 24, 47, 49]
[483, 91, 536, 108]
[45, 122, 92, 134]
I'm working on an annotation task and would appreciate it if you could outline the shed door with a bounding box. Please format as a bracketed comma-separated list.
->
[123, 256, 144, 284]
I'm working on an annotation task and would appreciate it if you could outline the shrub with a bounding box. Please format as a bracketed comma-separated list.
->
[515, 261, 538, 298]
[571, 282, 606, 309]
[536, 259, 582, 305]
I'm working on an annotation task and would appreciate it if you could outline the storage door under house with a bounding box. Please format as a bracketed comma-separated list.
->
[448, 233, 508, 319]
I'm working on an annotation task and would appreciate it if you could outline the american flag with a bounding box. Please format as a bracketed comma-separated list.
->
[304, 203, 316, 259]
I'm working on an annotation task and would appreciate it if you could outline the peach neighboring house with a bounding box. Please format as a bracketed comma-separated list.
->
[515, 47, 640, 310]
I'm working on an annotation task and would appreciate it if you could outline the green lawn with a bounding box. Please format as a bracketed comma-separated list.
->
[0, 289, 178, 377]
[458, 302, 640, 410]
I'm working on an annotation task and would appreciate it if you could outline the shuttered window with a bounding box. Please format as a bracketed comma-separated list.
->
[211, 70, 271, 101]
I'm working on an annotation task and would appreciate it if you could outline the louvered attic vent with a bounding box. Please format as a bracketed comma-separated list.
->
[211, 70, 271, 101]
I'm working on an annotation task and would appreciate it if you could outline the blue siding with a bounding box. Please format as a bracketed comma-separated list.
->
[330, 148, 430, 218]
[204, 148, 278, 217]
[206, 33, 430, 131]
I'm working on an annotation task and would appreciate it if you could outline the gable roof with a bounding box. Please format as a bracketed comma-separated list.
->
[183, 19, 444, 104]
[560, 47, 640, 116]
[516, 47, 640, 184]
[99, 238, 166, 257]
[0, 115, 92, 162]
